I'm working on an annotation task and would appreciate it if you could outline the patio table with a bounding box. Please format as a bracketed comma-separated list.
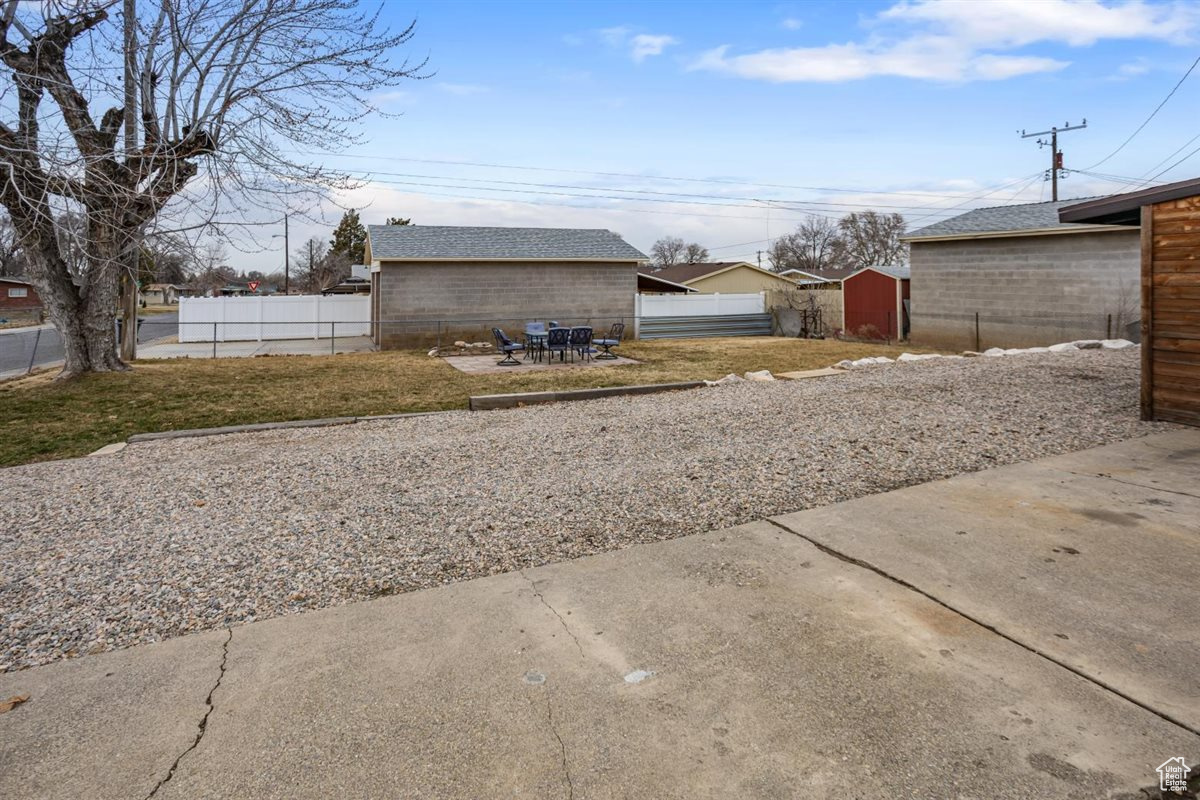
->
[524, 329, 548, 362]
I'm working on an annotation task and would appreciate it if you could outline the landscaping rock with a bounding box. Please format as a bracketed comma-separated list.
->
[0, 349, 1162, 672]
[982, 347, 1006, 357]
[1049, 343, 1079, 353]
[744, 370, 776, 382]
[1101, 339, 1135, 350]
[1073, 340, 1103, 350]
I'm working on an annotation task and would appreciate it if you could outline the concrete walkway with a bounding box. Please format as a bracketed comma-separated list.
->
[137, 335, 375, 360]
[1, 431, 1197, 799]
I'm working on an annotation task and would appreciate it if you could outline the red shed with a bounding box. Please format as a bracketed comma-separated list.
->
[841, 266, 910, 341]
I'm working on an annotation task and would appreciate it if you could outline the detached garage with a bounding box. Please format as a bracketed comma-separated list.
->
[365, 225, 646, 348]
[904, 201, 1140, 350]
[1060, 177, 1200, 426]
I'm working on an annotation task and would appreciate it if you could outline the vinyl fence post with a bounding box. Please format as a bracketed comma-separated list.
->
[26, 328, 41, 374]
[212, 322, 217, 359]
[331, 321, 336, 355]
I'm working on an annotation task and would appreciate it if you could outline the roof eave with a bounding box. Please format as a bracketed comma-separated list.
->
[904, 224, 1138, 243]
[1059, 175, 1200, 224]
[374, 256, 648, 263]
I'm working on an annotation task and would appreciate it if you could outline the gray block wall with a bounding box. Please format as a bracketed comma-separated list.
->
[375, 261, 637, 349]
[909, 229, 1141, 350]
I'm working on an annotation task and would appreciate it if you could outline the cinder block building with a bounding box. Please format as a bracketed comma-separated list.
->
[904, 200, 1140, 350]
[365, 225, 646, 349]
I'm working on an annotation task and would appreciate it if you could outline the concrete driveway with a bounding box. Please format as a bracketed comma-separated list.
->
[1, 431, 1197, 799]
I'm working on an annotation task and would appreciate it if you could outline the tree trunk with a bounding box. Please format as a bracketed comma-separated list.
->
[25, 249, 127, 378]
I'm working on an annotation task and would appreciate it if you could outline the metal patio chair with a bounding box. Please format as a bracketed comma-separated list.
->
[593, 322, 624, 360]
[491, 327, 525, 366]
[545, 326, 571, 362]
[569, 326, 594, 362]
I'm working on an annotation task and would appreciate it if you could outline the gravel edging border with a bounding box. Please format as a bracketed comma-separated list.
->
[468, 380, 706, 411]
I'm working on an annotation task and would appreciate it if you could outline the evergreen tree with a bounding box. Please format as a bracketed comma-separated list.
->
[330, 209, 368, 264]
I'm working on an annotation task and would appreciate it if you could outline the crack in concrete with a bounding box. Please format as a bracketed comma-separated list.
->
[143, 628, 233, 799]
[543, 689, 575, 800]
[763, 518, 1200, 740]
[1065, 470, 1200, 500]
[520, 571, 585, 659]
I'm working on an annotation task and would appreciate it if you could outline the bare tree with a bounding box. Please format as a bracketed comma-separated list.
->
[838, 211, 909, 268]
[0, 1, 425, 377]
[295, 236, 348, 292]
[682, 242, 709, 264]
[768, 215, 847, 273]
[651, 236, 708, 268]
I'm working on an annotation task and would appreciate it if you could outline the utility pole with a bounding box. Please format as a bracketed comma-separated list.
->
[120, 0, 138, 361]
[283, 213, 290, 294]
[757, 250, 763, 268]
[1020, 120, 1086, 201]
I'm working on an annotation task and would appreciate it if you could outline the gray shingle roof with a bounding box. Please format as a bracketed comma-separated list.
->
[857, 264, 910, 280]
[905, 198, 1106, 240]
[367, 225, 647, 261]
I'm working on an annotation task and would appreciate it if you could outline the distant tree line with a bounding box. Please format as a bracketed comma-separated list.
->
[767, 212, 908, 274]
[0, 209, 411, 295]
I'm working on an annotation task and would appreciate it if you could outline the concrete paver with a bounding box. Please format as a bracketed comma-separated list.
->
[770, 429, 1200, 732]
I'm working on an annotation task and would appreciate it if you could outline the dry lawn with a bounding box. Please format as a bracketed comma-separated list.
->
[0, 336, 924, 467]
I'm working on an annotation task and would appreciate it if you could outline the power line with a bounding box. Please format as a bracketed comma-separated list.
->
[1083, 54, 1200, 171]
[285, 149, 1003, 202]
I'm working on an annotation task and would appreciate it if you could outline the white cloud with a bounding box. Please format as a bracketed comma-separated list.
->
[881, 0, 1198, 47]
[691, 0, 1197, 83]
[598, 26, 679, 62]
[691, 39, 1066, 82]
[1116, 59, 1152, 76]
[780, 17, 803, 31]
[630, 33, 679, 62]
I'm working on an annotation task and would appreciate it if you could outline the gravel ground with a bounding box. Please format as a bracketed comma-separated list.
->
[0, 348, 1173, 671]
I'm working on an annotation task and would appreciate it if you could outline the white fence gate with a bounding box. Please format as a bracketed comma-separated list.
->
[178, 295, 371, 342]
[635, 292, 765, 318]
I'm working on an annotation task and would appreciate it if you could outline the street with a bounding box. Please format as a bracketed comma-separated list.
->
[0, 312, 178, 378]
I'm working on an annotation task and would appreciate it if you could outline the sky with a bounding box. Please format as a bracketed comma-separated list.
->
[238, 0, 1200, 272]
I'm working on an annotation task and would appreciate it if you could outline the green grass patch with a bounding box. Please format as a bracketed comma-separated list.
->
[0, 336, 924, 467]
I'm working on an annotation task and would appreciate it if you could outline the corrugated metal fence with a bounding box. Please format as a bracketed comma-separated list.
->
[635, 292, 770, 339]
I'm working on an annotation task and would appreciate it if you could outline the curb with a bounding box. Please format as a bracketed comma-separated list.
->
[125, 410, 447, 444]
[469, 381, 705, 411]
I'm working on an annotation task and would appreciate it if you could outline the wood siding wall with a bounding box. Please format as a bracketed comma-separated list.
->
[1146, 197, 1200, 425]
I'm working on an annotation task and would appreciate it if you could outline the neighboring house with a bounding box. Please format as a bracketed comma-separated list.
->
[842, 266, 910, 340]
[140, 283, 189, 305]
[321, 276, 371, 295]
[904, 199, 1140, 350]
[637, 271, 696, 294]
[778, 268, 832, 284]
[1059, 176, 1200, 427]
[365, 225, 646, 348]
[645, 261, 801, 294]
[0, 277, 42, 322]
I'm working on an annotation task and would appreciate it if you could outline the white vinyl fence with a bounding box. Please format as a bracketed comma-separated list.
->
[635, 291, 765, 318]
[178, 295, 371, 342]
